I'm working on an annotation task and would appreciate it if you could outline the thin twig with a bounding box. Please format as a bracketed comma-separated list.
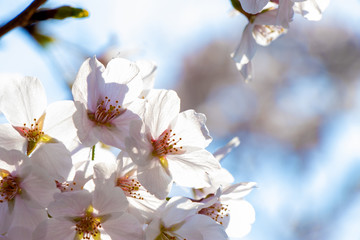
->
[0, 0, 47, 38]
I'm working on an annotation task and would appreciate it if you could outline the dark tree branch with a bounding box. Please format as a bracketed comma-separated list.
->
[0, 0, 47, 38]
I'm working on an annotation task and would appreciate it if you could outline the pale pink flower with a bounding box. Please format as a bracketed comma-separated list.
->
[126, 89, 220, 199]
[0, 148, 59, 235]
[0, 76, 75, 180]
[145, 196, 228, 240]
[232, 9, 287, 81]
[72, 56, 145, 149]
[33, 183, 144, 240]
[197, 183, 256, 239]
[0, 75, 78, 155]
[93, 152, 164, 224]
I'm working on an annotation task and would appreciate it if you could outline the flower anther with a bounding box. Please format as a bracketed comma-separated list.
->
[155, 224, 187, 240]
[55, 180, 79, 192]
[151, 129, 184, 169]
[116, 175, 144, 200]
[13, 113, 55, 155]
[198, 201, 229, 225]
[74, 205, 102, 240]
[87, 97, 125, 126]
[0, 169, 21, 203]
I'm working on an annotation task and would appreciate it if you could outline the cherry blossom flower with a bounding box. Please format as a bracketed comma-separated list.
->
[126, 89, 220, 199]
[0, 75, 78, 155]
[0, 148, 59, 235]
[33, 183, 144, 240]
[232, 9, 287, 81]
[145, 196, 228, 240]
[93, 152, 164, 223]
[196, 183, 256, 239]
[72, 56, 145, 150]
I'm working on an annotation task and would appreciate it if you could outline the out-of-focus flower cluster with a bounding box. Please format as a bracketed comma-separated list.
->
[232, 0, 329, 81]
[0, 56, 255, 240]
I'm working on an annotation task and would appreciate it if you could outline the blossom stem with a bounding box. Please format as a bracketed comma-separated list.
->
[91, 145, 95, 161]
[0, 0, 47, 38]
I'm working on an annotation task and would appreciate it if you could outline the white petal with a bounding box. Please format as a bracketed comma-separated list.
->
[0, 202, 12, 234]
[102, 213, 144, 240]
[136, 59, 157, 96]
[48, 191, 92, 218]
[225, 200, 255, 238]
[20, 164, 59, 207]
[103, 58, 140, 84]
[232, 23, 257, 79]
[30, 142, 73, 181]
[276, 0, 294, 27]
[11, 197, 47, 232]
[221, 182, 257, 200]
[161, 197, 201, 227]
[43, 101, 78, 151]
[137, 160, 173, 199]
[100, 105, 143, 150]
[201, 167, 235, 196]
[168, 148, 220, 188]
[72, 101, 98, 147]
[127, 192, 164, 224]
[253, 8, 278, 25]
[33, 218, 75, 240]
[239, 0, 269, 14]
[116, 151, 137, 176]
[72, 56, 105, 111]
[125, 122, 153, 167]
[0, 76, 46, 127]
[145, 217, 161, 240]
[93, 161, 117, 183]
[93, 183, 128, 215]
[0, 124, 26, 153]
[252, 24, 287, 46]
[106, 59, 144, 104]
[0, 148, 26, 168]
[144, 89, 180, 138]
[6, 226, 32, 240]
[237, 60, 254, 82]
[91, 123, 127, 150]
[252, 10, 287, 46]
[213, 137, 240, 162]
[172, 109, 212, 148]
[293, 0, 329, 21]
[0, 123, 27, 153]
[177, 214, 228, 240]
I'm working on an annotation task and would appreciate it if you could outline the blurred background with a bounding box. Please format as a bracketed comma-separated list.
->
[1, 0, 360, 239]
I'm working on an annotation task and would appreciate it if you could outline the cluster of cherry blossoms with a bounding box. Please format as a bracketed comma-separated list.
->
[232, 0, 329, 81]
[0, 56, 255, 240]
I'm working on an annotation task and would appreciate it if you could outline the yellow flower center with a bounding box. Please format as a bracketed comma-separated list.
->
[0, 169, 21, 203]
[88, 96, 125, 126]
[74, 205, 102, 240]
[151, 129, 184, 170]
[198, 202, 229, 225]
[116, 175, 143, 200]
